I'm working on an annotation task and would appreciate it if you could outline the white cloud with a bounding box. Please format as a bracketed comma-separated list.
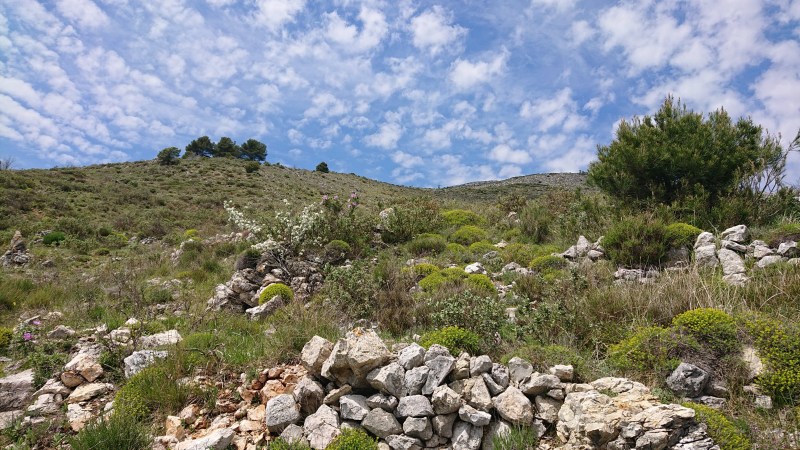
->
[530, 0, 577, 13]
[498, 164, 522, 178]
[326, 7, 388, 53]
[365, 121, 403, 149]
[520, 88, 588, 132]
[449, 49, 509, 90]
[304, 92, 348, 119]
[391, 150, 423, 168]
[410, 5, 466, 55]
[569, 20, 595, 46]
[253, 0, 306, 32]
[489, 144, 532, 164]
[542, 136, 596, 172]
[55, 0, 109, 29]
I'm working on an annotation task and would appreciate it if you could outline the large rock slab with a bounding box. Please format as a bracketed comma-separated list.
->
[721, 225, 749, 244]
[303, 404, 340, 449]
[67, 382, 113, 403]
[492, 386, 533, 425]
[139, 330, 182, 348]
[265, 393, 300, 433]
[300, 336, 333, 377]
[422, 354, 455, 395]
[124, 350, 168, 378]
[718, 248, 745, 275]
[64, 344, 104, 383]
[666, 363, 710, 398]
[361, 408, 402, 438]
[175, 428, 235, 450]
[0, 369, 34, 412]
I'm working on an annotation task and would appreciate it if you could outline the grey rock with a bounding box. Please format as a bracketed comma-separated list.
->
[339, 394, 369, 421]
[490, 363, 510, 389]
[303, 404, 340, 449]
[323, 384, 352, 405]
[265, 393, 300, 433]
[245, 295, 286, 321]
[27, 393, 60, 416]
[755, 394, 773, 409]
[672, 423, 720, 450]
[721, 239, 747, 253]
[721, 225, 749, 243]
[67, 382, 113, 403]
[361, 408, 402, 438]
[481, 372, 506, 396]
[367, 362, 405, 398]
[367, 393, 398, 411]
[718, 248, 746, 275]
[175, 428, 234, 450]
[464, 262, 486, 275]
[722, 273, 750, 286]
[280, 424, 308, 446]
[492, 386, 533, 425]
[432, 413, 457, 438]
[666, 363, 710, 397]
[469, 355, 492, 377]
[452, 352, 471, 380]
[345, 329, 392, 383]
[64, 344, 104, 383]
[691, 396, 727, 410]
[459, 404, 491, 426]
[385, 434, 422, 450]
[757, 254, 786, 268]
[694, 244, 719, 268]
[422, 354, 455, 395]
[397, 343, 426, 370]
[452, 421, 483, 450]
[742, 346, 764, 381]
[0, 369, 34, 412]
[465, 376, 493, 411]
[396, 395, 434, 418]
[534, 395, 562, 423]
[403, 416, 433, 440]
[293, 376, 325, 416]
[139, 329, 182, 348]
[549, 364, 574, 381]
[431, 384, 462, 414]
[520, 373, 561, 396]
[507, 357, 533, 386]
[481, 420, 512, 450]
[47, 325, 76, 339]
[424, 344, 451, 362]
[694, 232, 715, 248]
[404, 366, 429, 396]
[123, 350, 167, 378]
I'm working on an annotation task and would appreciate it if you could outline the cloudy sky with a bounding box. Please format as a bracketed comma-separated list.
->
[1, 0, 799, 186]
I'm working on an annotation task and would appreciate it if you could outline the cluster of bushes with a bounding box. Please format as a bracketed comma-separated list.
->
[602, 215, 702, 268]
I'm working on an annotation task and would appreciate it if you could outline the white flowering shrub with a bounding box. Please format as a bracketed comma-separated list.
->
[224, 200, 326, 256]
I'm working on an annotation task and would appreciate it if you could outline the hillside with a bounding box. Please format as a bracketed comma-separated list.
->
[0, 157, 798, 450]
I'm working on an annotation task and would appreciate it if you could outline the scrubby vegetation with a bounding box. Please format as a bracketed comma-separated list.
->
[0, 106, 799, 448]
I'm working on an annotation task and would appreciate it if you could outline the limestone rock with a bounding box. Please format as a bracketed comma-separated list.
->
[397, 394, 434, 418]
[519, 373, 561, 396]
[422, 354, 455, 395]
[432, 413, 457, 438]
[694, 232, 715, 248]
[534, 395, 561, 424]
[175, 428, 235, 450]
[742, 346, 764, 381]
[465, 376, 493, 411]
[346, 329, 391, 383]
[67, 382, 113, 403]
[67, 403, 93, 431]
[361, 408, 402, 438]
[367, 362, 405, 398]
[490, 363, 510, 389]
[339, 394, 369, 421]
[549, 364, 574, 382]
[459, 404, 491, 426]
[27, 393, 60, 416]
[757, 254, 787, 268]
[666, 363, 710, 397]
[265, 393, 300, 433]
[64, 344, 104, 383]
[469, 355, 492, 377]
[452, 421, 483, 450]
[492, 386, 533, 425]
[245, 296, 286, 321]
[303, 404, 340, 449]
[385, 434, 423, 450]
[403, 416, 433, 440]
[139, 329, 182, 348]
[507, 357, 533, 386]
[367, 393, 398, 412]
[123, 350, 168, 378]
[694, 244, 719, 268]
[301, 336, 333, 377]
[452, 352, 471, 380]
[404, 366, 429, 396]
[280, 423, 308, 445]
[721, 240, 747, 253]
[721, 225, 749, 243]
[47, 325, 76, 339]
[397, 343, 426, 370]
[293, 376, 325, 416]
[464, 262, 486, 275]
[431, 385, 463, 415]
[0, 369, 34, 411]
[718, 248, 746, 275]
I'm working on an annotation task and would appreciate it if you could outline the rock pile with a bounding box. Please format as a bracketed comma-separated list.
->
[1, 231, 32, 267]
[694, 225, 800, 285]
[560, 235, 606, 262]
[255, 331, 719, 450]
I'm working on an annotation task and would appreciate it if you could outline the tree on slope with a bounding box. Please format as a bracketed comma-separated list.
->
[184, 136, 215, 158]
[240, 139, 267, 161]
[588, 96, 789, 217]
[214, 137, 241, 158]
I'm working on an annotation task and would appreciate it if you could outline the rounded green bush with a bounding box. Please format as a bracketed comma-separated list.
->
[268, 438, 310, 449]
[183, 229, 199, 240]
[327, 428, 377, 450]
[450, 225, 487, 246]
[602, 214, 669, 268]
[411, 263, 439, 278]
[244, 161, 260, 173]
[420, 326, 482, 356]
[445, 242, 471, 263]
[665, 222, 703, 248]
[43, 231, 66, 246]
[465, 274, 496, 295]
[324, 239, 351, 261]
[259, 283, 294, 304]
[469, 241, 495, 256]
[0, 326, 12, 352]
[418, 268, 465, 292]
[407, 233, 447, 256]
[684, 402, 751, 450]
[672, 308, 739, 354]
[528, 255, 568, 272]
[442, 209, 482, 227]
[608, 326, 693, 375]
[746, 316, 800, 403]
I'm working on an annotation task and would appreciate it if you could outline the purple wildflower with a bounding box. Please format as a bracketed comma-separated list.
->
[32, 320, 41, 326]
[23, 332, 33, 341]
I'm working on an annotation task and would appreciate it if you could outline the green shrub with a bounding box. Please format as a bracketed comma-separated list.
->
[450, 225, 487, 246]
[411, 263, 439, 278]
[765, 222, 800, 248]
[429, 290, 505, 345]
[745, 316, 800, 403]
[235, 247, 262, 270]
[380, 198, 442, 244]
[501, 243, 536, 264]
[465, 274, 496, 295]
[469, 241, 495, 256]
[269, 438, 311, 449]
[420, 326, 482, 356]
[259, 283, 294, 304]
[602, 214, 669, 268]
[518, 202, 551, 243]
[114, 365, 190, 421]
[608, 326, 693, 376]
[672, 308, 740, 355]
[665, 222, 703, 248]
[445, 242, 471, 263]
[323, 261, 377, 319]
[418, 268, 466, 292]
[407, 233, 447, 256]
[0, 326, 11, 352]
[324, 239, 351, 261]
[244, 161, 261, 173]
[442, 209, 482, 226]
[492, 424, 539, 450]
[28, 348, 66, 389]
[327, 428, 378, 450]
[528, 255, 568, 272]
[183, 229, 199, 240]
[684, 403, 751, 450]
[69, 414, 150, 450]
[42, 231, 66, 246]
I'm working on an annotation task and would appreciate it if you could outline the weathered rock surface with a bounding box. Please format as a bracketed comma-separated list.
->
[0, 369, 34, 412]
[124, 350, 168, 378]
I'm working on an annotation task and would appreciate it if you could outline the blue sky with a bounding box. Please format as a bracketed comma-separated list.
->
[1, 0, 799, 186]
